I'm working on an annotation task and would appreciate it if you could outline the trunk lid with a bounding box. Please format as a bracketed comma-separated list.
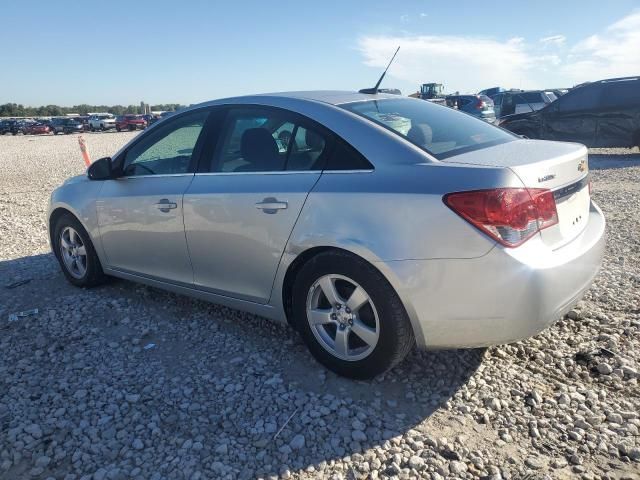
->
[444, 139, 590, 249]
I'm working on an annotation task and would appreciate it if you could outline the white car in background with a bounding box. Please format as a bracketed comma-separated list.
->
[89, 114, 116, 131]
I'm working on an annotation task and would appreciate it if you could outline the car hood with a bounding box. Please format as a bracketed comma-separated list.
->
[63, 174, 88, 186]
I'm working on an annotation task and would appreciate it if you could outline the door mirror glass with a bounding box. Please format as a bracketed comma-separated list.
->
[87, 157, 113, 180]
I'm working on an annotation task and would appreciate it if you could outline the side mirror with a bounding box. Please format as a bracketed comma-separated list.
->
[87, 157, 113, 180]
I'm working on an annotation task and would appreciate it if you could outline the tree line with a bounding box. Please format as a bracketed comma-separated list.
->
[0, 103, 185, 117]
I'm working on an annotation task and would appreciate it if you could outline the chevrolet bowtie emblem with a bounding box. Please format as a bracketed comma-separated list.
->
[578, 159, 587, 172]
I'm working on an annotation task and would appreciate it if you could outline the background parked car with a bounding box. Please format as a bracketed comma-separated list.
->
[89, 114, 116, 131]
[23, 122, 51, 135]
[445, 94, 496, 123]
[74, 116, 90, 131]
[50, 118, 84, 135]
[116, 114, 147, 131]
[12, 119, 37, 135]
[1, 119, 23, 135]
[478, 86, 504, 97]
[498, 76, 640, 147]
[0, 120, 12, 135]
[492, 90, 557, 118]
[1, 119, 16, 135]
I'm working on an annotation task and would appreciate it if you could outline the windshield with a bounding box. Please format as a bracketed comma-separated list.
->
[341, 98, 515, 159]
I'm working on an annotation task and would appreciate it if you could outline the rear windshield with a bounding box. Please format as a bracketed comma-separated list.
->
[340, 98, 515, 159]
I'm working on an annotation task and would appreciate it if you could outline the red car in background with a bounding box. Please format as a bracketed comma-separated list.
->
[23, 123, 52, 135]
[116, 114, 147, 131]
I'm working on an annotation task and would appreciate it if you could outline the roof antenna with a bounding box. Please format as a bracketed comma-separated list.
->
[359, 46, 400, 94]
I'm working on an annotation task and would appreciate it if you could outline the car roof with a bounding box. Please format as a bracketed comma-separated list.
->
[197, 90, 402, 108]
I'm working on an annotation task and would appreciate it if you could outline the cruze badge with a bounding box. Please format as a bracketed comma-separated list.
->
[578, 159, 587, 172]
[538, 174, 556, 183]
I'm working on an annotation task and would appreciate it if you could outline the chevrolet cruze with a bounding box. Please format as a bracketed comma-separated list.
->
[48, 91, 605, 378]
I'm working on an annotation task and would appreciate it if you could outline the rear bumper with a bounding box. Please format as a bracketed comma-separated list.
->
[381, 200, 606, 349]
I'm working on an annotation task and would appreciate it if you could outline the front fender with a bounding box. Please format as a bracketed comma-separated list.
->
[48, 177, 106, 264]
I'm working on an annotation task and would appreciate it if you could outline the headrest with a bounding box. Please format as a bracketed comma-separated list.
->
[407, 124, 433, 146]
[240, 128, 279, 161]
[305, 129, 324, 149]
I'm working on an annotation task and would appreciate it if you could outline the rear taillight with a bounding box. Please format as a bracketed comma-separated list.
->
[443, 188, 558, 247]
[475, 99, 485, 110]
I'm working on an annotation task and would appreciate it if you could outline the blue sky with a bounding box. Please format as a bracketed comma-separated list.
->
[2, 0, 639, 106]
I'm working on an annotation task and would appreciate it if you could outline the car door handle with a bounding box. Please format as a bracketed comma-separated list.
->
[255, 198, 288, 213]
[155, 199, 178, 212]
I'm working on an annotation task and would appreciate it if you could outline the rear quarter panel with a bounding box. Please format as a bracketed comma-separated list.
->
[285, 162, 522, 263]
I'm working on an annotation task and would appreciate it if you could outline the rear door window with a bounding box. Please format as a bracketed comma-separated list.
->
[325, 140, 373, 170]
[601, 80, 640, 108]
[212, 108, 329, 172]
[556, 84, 604, 112]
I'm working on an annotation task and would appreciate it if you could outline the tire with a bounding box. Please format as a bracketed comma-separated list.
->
[292, 250, 414, 379]
[90, 126, 95, 132]
[53, 213, 106, 288]
[53, 130, 59, 135]
[100, 125, 105, 131]
[116, 126, 121, 132]
[128, 125, 135, 131]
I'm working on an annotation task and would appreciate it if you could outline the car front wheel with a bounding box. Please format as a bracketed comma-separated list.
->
[292, 251, 414, 379]
[53, 214, 106, 288]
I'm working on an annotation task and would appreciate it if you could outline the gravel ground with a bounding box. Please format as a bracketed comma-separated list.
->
[0, 133, 639, 480]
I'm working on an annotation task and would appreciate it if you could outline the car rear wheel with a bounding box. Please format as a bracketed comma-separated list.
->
[292, 251, 414, 379]
[53, 214, 106, 288]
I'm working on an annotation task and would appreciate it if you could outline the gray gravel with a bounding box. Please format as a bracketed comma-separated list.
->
[0, 133, 639, 479]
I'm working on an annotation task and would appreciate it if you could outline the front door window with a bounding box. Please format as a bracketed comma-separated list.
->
[122, 110, 209, 176]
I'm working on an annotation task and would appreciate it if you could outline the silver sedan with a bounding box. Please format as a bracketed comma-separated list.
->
[48, 91, 605, 378]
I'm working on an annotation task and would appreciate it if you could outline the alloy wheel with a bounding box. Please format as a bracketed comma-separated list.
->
[59, 226, 87, 279]
[306, 274, 380, 361]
